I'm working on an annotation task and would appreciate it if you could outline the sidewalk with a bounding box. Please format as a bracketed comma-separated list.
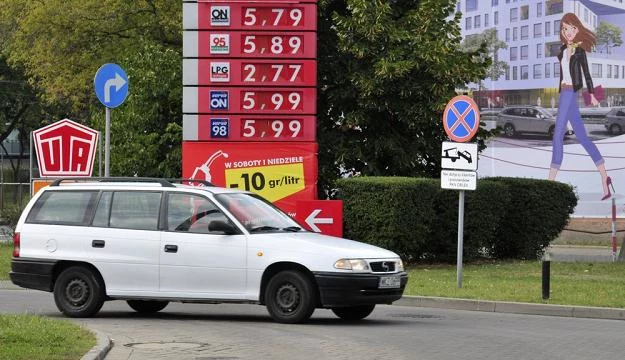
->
[547, 245, 622, 262]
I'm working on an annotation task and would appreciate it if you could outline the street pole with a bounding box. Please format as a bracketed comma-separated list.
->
[457, 190, 465, 288]
[105, 107, 111, 177]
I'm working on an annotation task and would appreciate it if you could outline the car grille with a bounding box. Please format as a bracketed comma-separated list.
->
[370, 261, 396, 273]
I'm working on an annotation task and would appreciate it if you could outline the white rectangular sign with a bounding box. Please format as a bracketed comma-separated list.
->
[441, 170, 477, 191]
[441, 141, 478, 171]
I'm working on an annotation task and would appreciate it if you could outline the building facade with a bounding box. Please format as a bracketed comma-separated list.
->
[457, 0, 625, 107]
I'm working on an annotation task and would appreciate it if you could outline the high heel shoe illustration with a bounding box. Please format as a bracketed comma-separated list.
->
[601, 176, 614, 200]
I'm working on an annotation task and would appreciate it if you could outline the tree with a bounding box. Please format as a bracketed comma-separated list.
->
[0, 0, 181, 115]
[596, 21, 623, 55]
[461, 28, 508, 82]
[316, 0, 490, 195]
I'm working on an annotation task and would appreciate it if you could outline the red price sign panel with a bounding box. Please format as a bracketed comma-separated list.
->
[184, 31, 316, 59]
[188, 2, 318, 31]
[184, 59, 317, 87]
[183, 87, 317, 115]
[189, 114, 316, 142]
[182, 142, 318, 217]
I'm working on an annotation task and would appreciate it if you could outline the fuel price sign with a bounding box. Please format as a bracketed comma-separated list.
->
[184, 2, 318, 31]
[183, 59, 317, 87]
[184, 31, 317, 59]
[183, 87, 317, 115]
[184, 114, 316, 142]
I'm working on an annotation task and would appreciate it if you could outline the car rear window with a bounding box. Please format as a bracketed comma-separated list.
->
[26, 191, 98, 225]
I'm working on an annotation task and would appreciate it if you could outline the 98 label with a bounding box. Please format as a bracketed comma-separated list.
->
[210, 118, 229, 138]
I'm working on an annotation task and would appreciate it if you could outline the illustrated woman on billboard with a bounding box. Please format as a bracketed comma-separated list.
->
[549, 12, 613, 200]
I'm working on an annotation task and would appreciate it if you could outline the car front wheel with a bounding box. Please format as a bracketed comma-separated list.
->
[609, 123, 622, 135]
[332, 305, 376, 321]
[53, 266, 105, 318]
[265, 270, 317, 324]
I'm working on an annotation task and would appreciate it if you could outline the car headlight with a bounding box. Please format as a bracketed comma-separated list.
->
[396, 259, 404, 272]
[334, 259, 370, 271]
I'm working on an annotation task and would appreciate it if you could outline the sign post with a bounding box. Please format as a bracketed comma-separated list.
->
[94, 63, 129, 177]
[441, 95, 480, 288]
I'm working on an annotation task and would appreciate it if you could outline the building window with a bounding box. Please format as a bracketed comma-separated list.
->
[513, 27, 518, 41]
[537, 43, 543, 58]
[513, 66, 518, 80]
[506, 28, 510, 41]
[615, 65, 619, 79]
[534, 23, 542, 38]
[495, 11, 499, 25]
[554, 20, 560, 34]
[510, 47, 518, 61]
[545, 21, 551, 36]
[505, 67, 510, 80]
[537, 2, 543, 17]
[521, 45, 528, 60]
[475, 15, 481, 28]
[584, 8, 589, 23]
[547, 42, 561, 57]
[485, 13, 490, 27]
[467, 0, 478, 12]
[521, 65, 529, 80]
[534, 64, 543, 79]
[510, 8, 518, 22]
[521, 25, 529, 40]
[545, 63, 551, 78]
[466, 17, 472, 30]
[546, 0, 563, 16]
[608, 64, 613, 79]
[554, 63, 560, 78]
[592, 63, 602, 78]
[493, 0, 499, 6]
[520, 5, 529, 20]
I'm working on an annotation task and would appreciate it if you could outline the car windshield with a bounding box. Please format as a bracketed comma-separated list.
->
[214, 193, 303, 233]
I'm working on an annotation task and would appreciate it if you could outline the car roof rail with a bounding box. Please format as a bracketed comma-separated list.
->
[49, 177, 176, 187]
[167, 178, 215, 187]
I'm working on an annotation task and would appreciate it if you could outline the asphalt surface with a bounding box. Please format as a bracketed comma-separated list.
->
[1, 245, 623, 359]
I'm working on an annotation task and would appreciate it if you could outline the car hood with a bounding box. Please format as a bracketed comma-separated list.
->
[252, 231, 400, 259]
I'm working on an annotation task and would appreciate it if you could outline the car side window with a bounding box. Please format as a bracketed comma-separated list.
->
[167, 193, 231, 234]
[92, 192, 112, 227]
[26, 191, 98, 225]
[617, 110, 625, 117]
[109, 191, 161, 230]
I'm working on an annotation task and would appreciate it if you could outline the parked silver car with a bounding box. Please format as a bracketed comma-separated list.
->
[604, 107, 625, 135]
[497, 105, 573, 138]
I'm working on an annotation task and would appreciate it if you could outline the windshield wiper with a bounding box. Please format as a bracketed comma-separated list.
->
[283, 226, 302, 232]
[249, 226, 280, 232]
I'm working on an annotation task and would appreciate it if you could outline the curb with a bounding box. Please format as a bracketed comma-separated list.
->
[0, 281, 20, 290]
[396, 296, 625, 321]
[80, 329, 112, 360]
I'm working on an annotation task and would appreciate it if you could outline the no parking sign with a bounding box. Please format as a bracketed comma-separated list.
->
[443, 95, 480, 143]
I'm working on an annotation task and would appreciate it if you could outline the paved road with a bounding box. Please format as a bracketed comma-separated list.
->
[1, 289, 623, 360]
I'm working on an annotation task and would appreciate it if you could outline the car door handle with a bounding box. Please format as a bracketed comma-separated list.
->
[164, 244, 178, 253]
[92, 240, 105, 248]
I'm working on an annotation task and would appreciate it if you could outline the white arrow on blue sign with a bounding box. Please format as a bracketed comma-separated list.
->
[94, 63, 129, 108]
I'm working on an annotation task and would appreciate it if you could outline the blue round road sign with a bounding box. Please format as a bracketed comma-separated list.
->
[443, 95, 480, 142]
[94, 63, 129, 108]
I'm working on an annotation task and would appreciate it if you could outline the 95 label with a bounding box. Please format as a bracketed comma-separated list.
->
[210, 118, 229, 138]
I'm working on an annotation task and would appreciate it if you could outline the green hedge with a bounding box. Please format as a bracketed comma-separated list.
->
[335, 176, 577, 262]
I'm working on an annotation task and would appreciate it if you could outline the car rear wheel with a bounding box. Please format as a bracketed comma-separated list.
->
[54, 266, 105, 318]
[265, 270, 317, 324]
[609, 124, 622, 135]
[127, 300, 169, 314]
[331, 305, 376, 321]
[503, 123, 515, 137]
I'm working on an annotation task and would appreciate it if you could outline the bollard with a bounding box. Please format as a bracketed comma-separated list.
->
[542, 260, 550, 300]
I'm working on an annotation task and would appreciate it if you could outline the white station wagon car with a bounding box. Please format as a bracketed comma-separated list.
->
[10, 178, 407, 323]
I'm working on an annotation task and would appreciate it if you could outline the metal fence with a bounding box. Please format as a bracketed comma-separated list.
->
[0, 182, 30, 214]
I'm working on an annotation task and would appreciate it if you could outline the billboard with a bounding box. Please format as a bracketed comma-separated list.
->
[461, 1, 625, 217]
[182, 142, 318, 216]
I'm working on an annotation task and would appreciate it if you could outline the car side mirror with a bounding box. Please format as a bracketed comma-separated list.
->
[208, 220, 238, 235]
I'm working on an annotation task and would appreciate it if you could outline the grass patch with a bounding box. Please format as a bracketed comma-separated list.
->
[0, 314, 95, 360]
[406, 261, 625, 308]
[0, 243, 11, 281]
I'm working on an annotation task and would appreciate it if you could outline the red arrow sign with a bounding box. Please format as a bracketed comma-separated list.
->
[295, 200, 343, 237]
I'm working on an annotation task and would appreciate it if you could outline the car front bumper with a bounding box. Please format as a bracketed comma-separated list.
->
[313, 272, 408, 307]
